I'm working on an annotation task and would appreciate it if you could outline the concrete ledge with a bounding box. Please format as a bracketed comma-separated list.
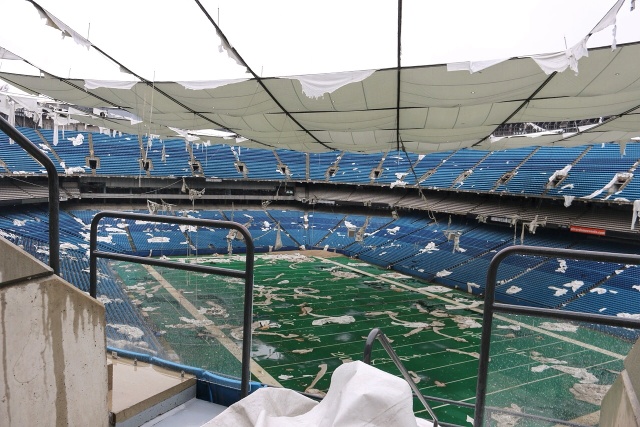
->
[0, 236, 52, 286]
[109, 355, 196, 426]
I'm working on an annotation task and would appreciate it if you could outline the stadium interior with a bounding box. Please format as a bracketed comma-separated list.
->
[3, 1, 640, 426]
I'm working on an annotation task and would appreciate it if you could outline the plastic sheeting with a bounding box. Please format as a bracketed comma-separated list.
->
[207, 361, 432, 427]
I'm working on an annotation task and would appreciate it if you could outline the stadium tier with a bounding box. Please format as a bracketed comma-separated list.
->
[3, 127, 640, 207]
[2, 206, 640, 342]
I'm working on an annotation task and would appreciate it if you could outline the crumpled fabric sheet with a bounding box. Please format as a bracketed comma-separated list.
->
[284, 69, 375, 99]
[531, 37, 589, 75]
[591, 0, 625, 49]
[31, 2, 91, 49]
[529, 0, 625, 75]
[206, 361, 432, 427]
[84, 80, 137, 90]
[446, 58, 508, 73]
[177, 78, 249, 90]
[564, 195, 575, 208]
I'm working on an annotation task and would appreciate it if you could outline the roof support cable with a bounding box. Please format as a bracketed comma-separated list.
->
[395, 0, 403, 152]
[472, 72, 558, 147]
[193, 0, 333, 151]
[25, 0, 272, 147]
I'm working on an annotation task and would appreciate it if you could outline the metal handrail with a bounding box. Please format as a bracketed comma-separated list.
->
[0, 115, 60, 274]
[364, 327, 439, 427]
[89, 210, 255, 397]
[474, 245, 640, 427]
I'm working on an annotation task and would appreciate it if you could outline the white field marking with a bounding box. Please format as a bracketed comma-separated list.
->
[422, 358, 622, 412]
[142, 265, 282, 387]
[417, 349, 593, 394]
[317, 257, 626, 360]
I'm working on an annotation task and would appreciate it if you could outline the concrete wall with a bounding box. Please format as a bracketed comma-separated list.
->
[0, 237, 108, 426]
[600, 339, 640, 426]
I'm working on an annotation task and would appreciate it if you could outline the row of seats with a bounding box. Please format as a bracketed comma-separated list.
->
[1, 206, 640, 336]
[3, 127, 640, 202]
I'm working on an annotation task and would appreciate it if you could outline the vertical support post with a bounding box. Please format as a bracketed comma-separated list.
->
[0, 115, 60, 275]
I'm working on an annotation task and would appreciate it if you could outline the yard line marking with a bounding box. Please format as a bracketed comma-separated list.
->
[319, 257, 626, 360]
[142, 264, 282, 387]
[423, 358, 622, 412]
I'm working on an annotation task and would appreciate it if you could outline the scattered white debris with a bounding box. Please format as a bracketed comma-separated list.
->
[107, 324, 144, 340]
[147, 236, 170, 243]
[419, 242, 439, 254]
[176, 317, 214, 327]
[60, 242, 79, 250]
[97, 295, 123, 304]
[13, 219, 27, 227]
[447, 348, 480, 359]
[278, 375, 294, 380]
[530, 352, 567, 365]
[505, 286, 522, 295]
[67, 134, 84, 146]
[556, 259, 567, 273]
[445, 301, 482, 310]
[539, 322, 578, 332]
[436, 270, 452, 278]
[452, 315, 482, 329]
[563, 280, 584, 292]
[97, 235, 113, 244]
[418, 285, 451, 293]
[65, 166, 86, 174]
[497, 325, 520, 331]
[548, 286, 568, 297]
[617, 312, 640, 320]
[531, 365, 549, 373]
[590, 288, 607, 295]
[552, 365, 598, 384]
[311, 315, 356, 326]
[570, 383, 611, 405]
[292, 349, 314, 354]
[491, 403, 522, 427]
[466, 282, 480, 293]
[379, 272, 411, 279]
[386, 226, 400, 235]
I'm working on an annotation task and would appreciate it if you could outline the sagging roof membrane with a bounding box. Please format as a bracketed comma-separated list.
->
[1, 0, 639, 153]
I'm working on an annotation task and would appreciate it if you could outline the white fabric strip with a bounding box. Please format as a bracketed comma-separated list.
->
[33, 3, 91, 50]
[447, 58, 507, 73]
[591, 0, 625, 34]
[177, 78, 249, 90]
[0, 46, 22, 60]
[530, 37, 589, 75]
[84, 80, 137, 90]
[284, 69, 375, 99]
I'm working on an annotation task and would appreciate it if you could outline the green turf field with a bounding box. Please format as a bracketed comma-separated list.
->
[111, 252, 633, 426]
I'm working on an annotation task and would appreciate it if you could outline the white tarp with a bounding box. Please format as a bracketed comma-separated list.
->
[84, 79, 137, 90]
[283, 69, 376, 99]
[207, 361, 432, 427]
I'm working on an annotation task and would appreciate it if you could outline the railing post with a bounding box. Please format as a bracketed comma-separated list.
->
[0, 115, 59, 275]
